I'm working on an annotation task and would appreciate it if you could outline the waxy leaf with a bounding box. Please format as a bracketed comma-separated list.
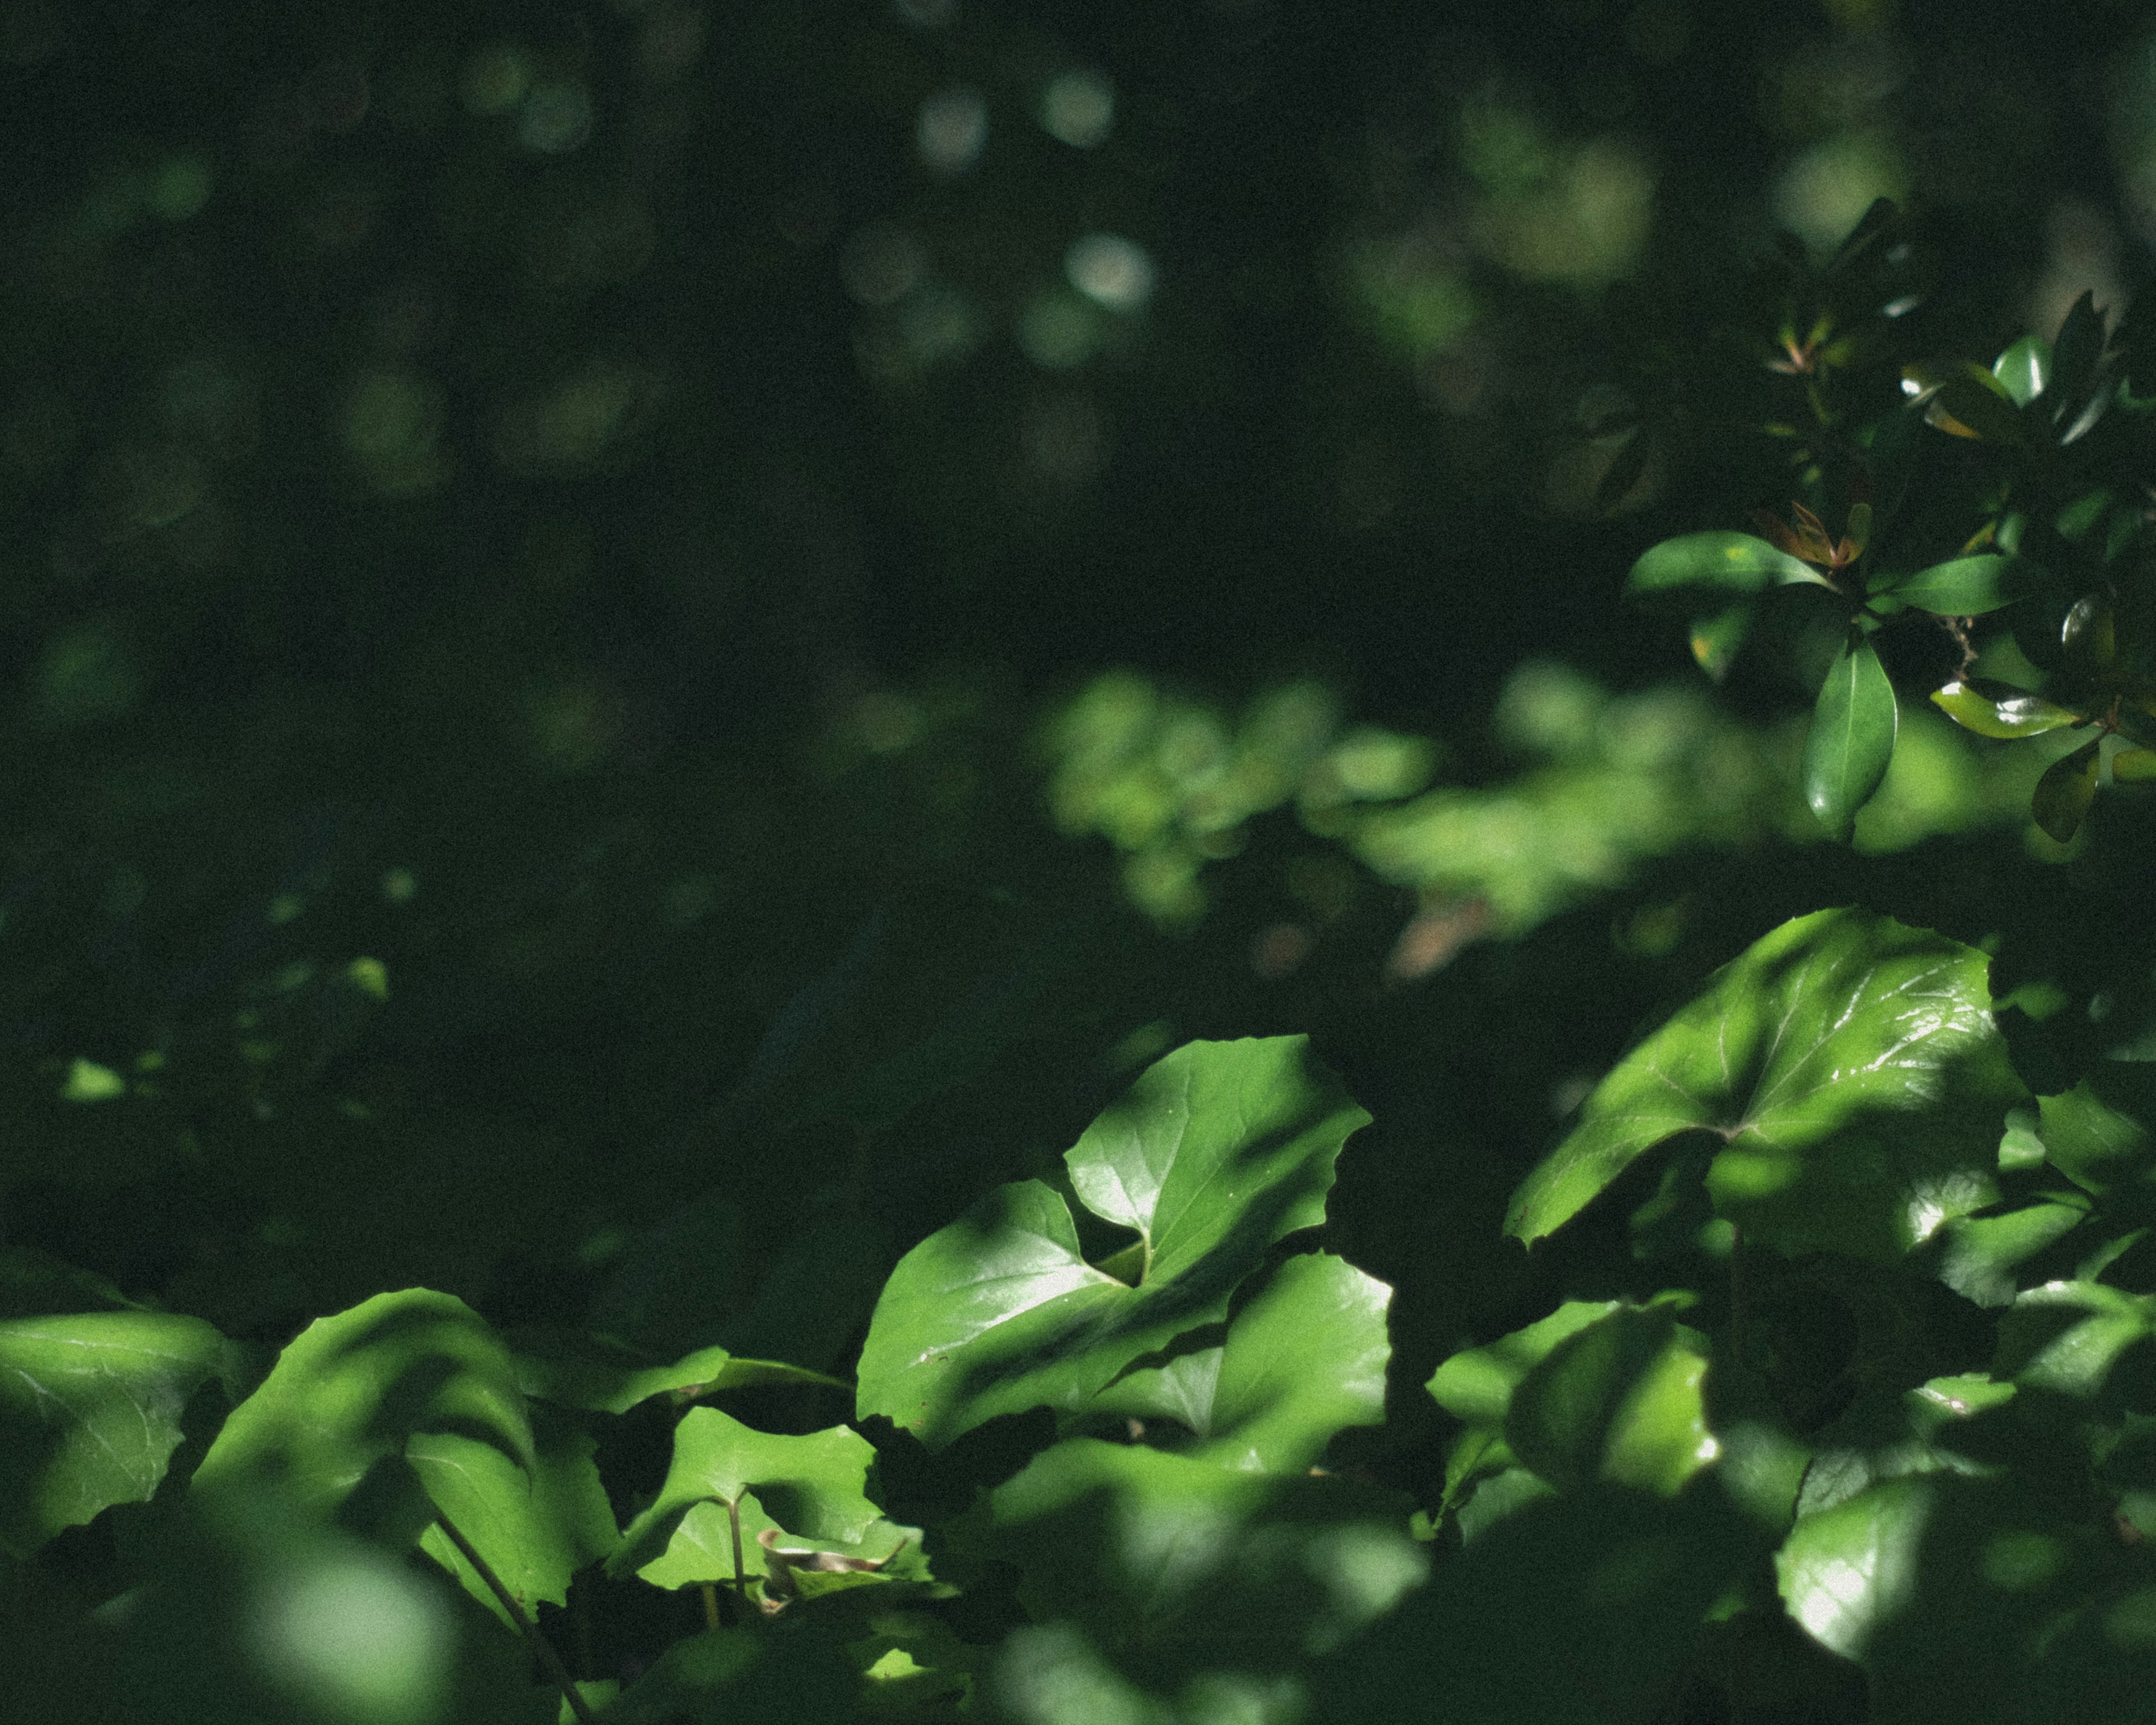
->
[510, 1331, 843, 1415]
[2032, 738, 2101, 842]
[857, 1037, 1368, 1448]
[1909, 360, 2026, 444]
[1090, 1252, 1391, 1473]
[1993, 335, 2052, 407]
[1778, 1476, 1931, 1660]
[1506, 909, 2022, 1261]
[0, 1312, 229, 1558]
[1886, 554, 2036, 616]
[611, 1407, 880, 1587]
[1627, 531, 1829, 599]
[410, 1407, 618, 1627]
[1428, 1299, 1623, 1428]
[2039, 1064, 2156, 1197]
[1930, 679, 2081, 739]
[192, 1288, 534, 1518]
[1993, 1280, 2156, 1399]
[1805, 632, 1897, 832]
[1504, 1307, 1716, 1496]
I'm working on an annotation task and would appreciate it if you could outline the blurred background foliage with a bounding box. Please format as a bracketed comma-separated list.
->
[8, 0, 2156, 1690]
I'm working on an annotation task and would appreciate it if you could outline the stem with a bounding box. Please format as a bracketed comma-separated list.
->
[727, 1495, 746, 1598]
[700, 1583, 721, 1632]
[433, 1510, 597, 1725]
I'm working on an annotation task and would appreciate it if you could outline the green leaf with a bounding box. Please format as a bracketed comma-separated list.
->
[1927, 1202, 2086, 1307]
[1792, 1375, 2017, 1521]
[2039, 1064, 2156, 1197]
[610, 1407, 880, 1587]
[1626, 531, 1829, 600]
[1993, 335, 2052, 407]
[1504, 1307, 1716, 1496]
[1090, 1252, 1391, 1474]
[1916, 361, 2027, 445]
[1930, 679, 2081, 739]
[2031, 737, 2101, 842]
[1805, 630, 1897, 832]
[1427, 1299, 1624, 1427]
[0, 1312, 229, 1558]
[410, 1405, 619, 1629]
[191, 1288, 535, 1518]
[857, 1037, 1369, 1448]
[1778, 1475, 1932, 1661]
[1885, 554, 2036, 616]
[1506, 908, 2021, 1260]
[2048, 291, 2108, 425]
[1993, 1280, 2156, 1399]
[509, 1332, 843, 1416]
[2113, 749, 2156, 783]
[1687, 602, 1752, 682]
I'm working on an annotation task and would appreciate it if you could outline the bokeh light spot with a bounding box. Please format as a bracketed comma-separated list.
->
[1066, 234, 1154, 311]
[250, 1550, 451, 1725]
[841, 221, 926, 306]
[1774, 134, 1906, 259]
[1017, 291, 1099, 368]
[460, 42, 531, 117]
[917, 86, 988, 174]
[519, 80, 593, 153]
[149, 157, 212, 222]
[1040, 70, 1114, 148]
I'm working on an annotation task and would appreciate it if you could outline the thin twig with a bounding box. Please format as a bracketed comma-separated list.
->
[432, 1510, 597, 1725]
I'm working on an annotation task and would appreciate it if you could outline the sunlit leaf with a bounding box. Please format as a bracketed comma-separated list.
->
[2112, 748, 2156, 783]
[857, 1037, 1368, 1448]
[1504, 1306, 1716, 1496]
[1994, 335, 2052, 406]
[510, 1331, 843, 1415]
[1927, 1202, 2086, 1307]
[2031, 738, 2100, 842]
[2037, 1064, 2156, 1198]
[0, 1312, 229, 1558]
[1778, 1476, 1933, 1660]
[1428, 1299, 1623, 1428]
[1885, 554, 2037, 616]
[192, 1288, 535, 1518]
[1804, 631, 1897, 832]
[1688, 603, 1752, 681]
[1090, 1252, 1391, 1473]
[1506, 909, 2021, 1260]
[1930, 679, 2081, 739]
[1626, 531, 1829, 599]
[1993, 1280, 2156, 1399]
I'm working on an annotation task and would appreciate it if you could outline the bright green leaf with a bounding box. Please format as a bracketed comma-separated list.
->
[857, 1037, 1368, 1448]
[1778, 1476, 1933, 1660]
[1091, 1252, 1391, 1474]
[2032, 738, 2101, 842]
[1805, 631, 1898, 832]
[191, 1288, 535, 1519]
[2112, 749, 2156, 783]
[1993, 335, 2052, 407]
[1930, 679, 2081, 739]
[610, 1407, 880, 1587]
[1504, 1307, 1716, 1496]
[2039, 1064, 2156, 1197]
[1427, 1299, 1623, 1427]
[1885, 554, 2037, 616]
[0, 1312, 229, 1558]
[1994, 1280, 2156, 1399]
[1927, 1202, 2085, 1307]
[1626, 531, 1829, 599]
[1506, 909, 2021, 1260]
[510, 1331, 843, 1415]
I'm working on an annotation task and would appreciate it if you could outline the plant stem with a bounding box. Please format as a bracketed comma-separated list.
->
[433, 1510, 597, 1725]
[700, 1582, 721, 1632]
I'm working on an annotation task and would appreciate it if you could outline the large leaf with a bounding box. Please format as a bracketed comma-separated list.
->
[610, 1407, 881, 1589]
[1506, 909, 2022, 1260]
[1804, 631, 1897, 832]
[1504, 1306, 1716, 1496]
[857, 1037, 1368, 1448]
[509, 1331, 842, 1416]
[1626, 531, 1829, 599]
[1427, 1299, 1623, 1428]
[1885, 554, 2036, 616]
[410, 1404, 618, 1628]
[191, 1288, 535, 1518]
[1089, 1252, 1390, 1474]
[0, 1312, 230, 1558]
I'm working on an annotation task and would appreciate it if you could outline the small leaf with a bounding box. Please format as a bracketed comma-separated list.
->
[2113, 749, 2156, 782]
[1910, 361, 2025, 445]
[1593, 427, 1652, 513]
[1886, 554, 2037, 616]
[191, 1288, 534, 1518]
[0, 1312, 229, 1558]
[1842, 500, 1872, 560]
[1504, 1307, 1716, 1496]
[1687, 604, 1752, 682]
[1428, 1300, 1624, 1429]
[1993, 335, 2052, 407]
[2062, 594, 2116, 669]
[1777, 1477, 1933, 1661]
[510, 1332, 843, 1416]
[2048, 291, 2108, 425]
[1627, 531, 1829, 600]
[1805, 631, 1897, 832]
[2031, 738, 2100, 842]
[1506, 909, 2021, 1261]
[2037, 1064, 2156, 1197]
[1930, 679, 2081, 740]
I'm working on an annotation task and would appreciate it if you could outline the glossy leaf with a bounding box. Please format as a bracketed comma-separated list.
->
[1930, 679, 2081, 739]
[610, 1407, 880, 1587]
[1927, 1202, 2085, 1307]
[192, 1288, 535, 1518]
[2037, 1064, 2156, 1197]
[1427, 1299, 1623, 1428]
[0, 1312, 229, 1558]
[1910, 360, 2026, 444]
[510, 1332, 843, 1416]
[1792, 1375, 2017, 1521]
[1993, 335, 2051, 407]
[1626, 531, 1829, 599]
[1090, 1252, 1390, 1474]
[1778, 1476, 1933, 1660]
[1504, 1307, 1716, 1496]
[410, 1407, 618, 1628]
[2048, 291, 2108, 422]
[1993, 1280, 2156, 1399]
[1805, 632, 1897, 832]
[1886, 554, 2036, 616]
[857, 1037, 1368, 1448]
[2031, 738, 2100, 842]
[1506, 909, 2021, 1260]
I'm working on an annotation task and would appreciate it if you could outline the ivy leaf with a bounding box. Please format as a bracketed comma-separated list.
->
[1805, 631, 1897, 832]
[1993, 1280, 2156, 1400]
[1427, 1300, 1625, 1429]
[1506, 909, 2022, 1261]
[1504, 1307, 1716, 1497]
[1885, 554, 2037, 616]
[409, 1405, 618, 1628]
[0, 1312, 230, 1558]
[191, 1288, 535, 1518]
[1626, 531, 1830, 600]
[2038, 1064, 2156, 1198]
[1930, 679, 2081, 740]
[2032, 738, 2101, 842]
[610, 1407, 880, 1587]
[857, 1037, 1369, 1448]
[1090, 1252, 1391, 1475]
[509, 1331, 843, 1416]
